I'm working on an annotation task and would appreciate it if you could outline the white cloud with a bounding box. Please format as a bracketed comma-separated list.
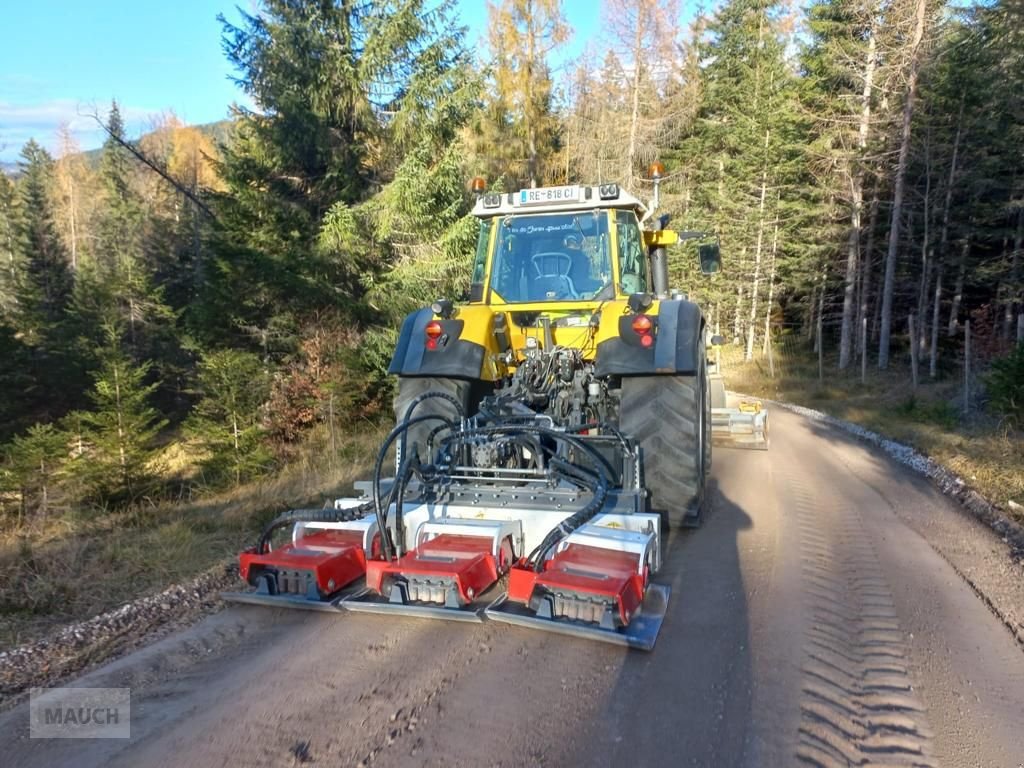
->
[0, 99, 163, 161]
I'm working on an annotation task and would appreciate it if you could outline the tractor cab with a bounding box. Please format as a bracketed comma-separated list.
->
[468, 183, 652, 306]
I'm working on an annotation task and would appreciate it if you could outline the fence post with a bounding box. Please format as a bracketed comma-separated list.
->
[817, 313, 824, 384]
[963, 319, 971, 417]
[909, 314, 919, 389]
[1018, 313, 1023, 343]
[860, 316, 867, 385]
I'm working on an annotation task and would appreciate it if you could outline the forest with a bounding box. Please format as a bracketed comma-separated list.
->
[1, 0, 1022, 520]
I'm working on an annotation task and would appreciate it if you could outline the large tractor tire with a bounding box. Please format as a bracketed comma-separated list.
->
[394, 377, 471, 464]
[619, 369, 709, 529]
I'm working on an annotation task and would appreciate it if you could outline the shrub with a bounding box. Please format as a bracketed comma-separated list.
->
[985, 343, 1024, 426]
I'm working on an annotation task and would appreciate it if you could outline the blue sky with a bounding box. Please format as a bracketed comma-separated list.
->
[0, 1, 606, 163]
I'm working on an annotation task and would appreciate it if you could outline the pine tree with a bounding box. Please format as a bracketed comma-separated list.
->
[1, 422, 70, 519]
[677, 0, 801, 353]
[13, 140, 73, 350]
[73, 103, 176, 381]
[201, 0, 471, 350]
[801, 0, 881, 369]
[0, 171, 22, 318]
[187, 349, 272, 487]
[75, 324, 167, 502]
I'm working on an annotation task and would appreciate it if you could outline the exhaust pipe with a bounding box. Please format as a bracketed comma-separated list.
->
[651, 246, 669, 298]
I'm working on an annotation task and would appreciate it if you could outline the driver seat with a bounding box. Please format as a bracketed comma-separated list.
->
[530, 252, 577, 300]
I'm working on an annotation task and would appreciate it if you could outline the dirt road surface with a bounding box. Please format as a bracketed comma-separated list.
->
[2, 407, 1023, 767]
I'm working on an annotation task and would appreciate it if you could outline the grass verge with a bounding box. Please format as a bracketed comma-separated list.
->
[0, 424, 387, 651]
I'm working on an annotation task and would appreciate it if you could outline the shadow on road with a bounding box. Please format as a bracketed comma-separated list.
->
[570, 474, 755, 767]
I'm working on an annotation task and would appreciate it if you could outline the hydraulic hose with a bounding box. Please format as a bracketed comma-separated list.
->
[438, 424, 610, 569]
[372, 413, 461, 560]
[256, 502, 373, 555]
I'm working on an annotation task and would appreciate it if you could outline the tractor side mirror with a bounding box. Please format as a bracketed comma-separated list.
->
[698, 242, 721, 275]
[710, 334, 725, 346]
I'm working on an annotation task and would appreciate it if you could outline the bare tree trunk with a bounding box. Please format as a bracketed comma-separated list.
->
[878, 0, 927, 369]
[807, 281, 818, 344]
[909, 314, 919, 388]
[857, 184, 880, 355]
[929, 265, 942, 377]
[1003, 206, 1023, 337]
[734, 246, 747, 342]
[916, 136, 933, 350]
[963, 319, 971, 416]
[840, 14, 878, 369]
[814, 266, 826, 354]
[763, 215, 780, 355]
[746, 143, 770, 361]
[526, 10, 538, 188]
[948, 239, 968, 336]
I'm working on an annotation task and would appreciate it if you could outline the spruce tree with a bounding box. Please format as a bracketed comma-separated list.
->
[73, 103, 177, 387]
[0, 171, 22, 318]
[202, 0, 471, 352]
[187, 349, 272, 487]
[13, 140, 73, 350]
[76, 324, 167, 502]
[677, 0, 801, 352]
[2, 422, 70, 519]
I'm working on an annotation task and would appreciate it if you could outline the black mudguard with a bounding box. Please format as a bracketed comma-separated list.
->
[388, 307, 486, 378]
[594, 299, 705, 377]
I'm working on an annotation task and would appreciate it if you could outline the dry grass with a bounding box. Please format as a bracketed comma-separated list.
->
[720, 343, 1024, 524]
[0, 424, 387, 650]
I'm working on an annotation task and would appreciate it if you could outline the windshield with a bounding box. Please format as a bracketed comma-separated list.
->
[490, 211, 612, 302]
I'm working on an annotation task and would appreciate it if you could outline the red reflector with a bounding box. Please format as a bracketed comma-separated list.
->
[632, 314, 653, 334]
[640, 334, 654, 348]
[426, 338, 438, 351]
[425, 321, 443, 339]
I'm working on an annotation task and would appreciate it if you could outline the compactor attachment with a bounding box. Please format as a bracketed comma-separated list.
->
[221, 503, 376, 610]
[709, 372, 770, 450]
[341, 518, 519, 622]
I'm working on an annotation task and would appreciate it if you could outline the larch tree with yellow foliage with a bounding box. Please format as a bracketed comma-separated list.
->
[481, 0, 569, 189]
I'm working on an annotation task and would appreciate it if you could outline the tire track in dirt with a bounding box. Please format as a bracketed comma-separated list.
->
[785, 472, 936, 767]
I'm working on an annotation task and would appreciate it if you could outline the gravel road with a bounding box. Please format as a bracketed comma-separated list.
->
[2, 406, 1022, 767]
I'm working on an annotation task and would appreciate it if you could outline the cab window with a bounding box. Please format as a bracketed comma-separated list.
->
[469, 220, 491, 301]
[615, 211, 648, 294]
[490, 211, 611, 302]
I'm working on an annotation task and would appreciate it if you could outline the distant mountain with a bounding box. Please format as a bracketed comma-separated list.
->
[80, 118, 235, 167]
[0, 120, 235, 177]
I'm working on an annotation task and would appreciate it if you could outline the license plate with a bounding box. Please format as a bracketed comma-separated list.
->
[516, 185, 580, 206]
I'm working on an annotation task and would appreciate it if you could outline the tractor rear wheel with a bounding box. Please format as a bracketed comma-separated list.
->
[394, 377, 471, 464]
[619, 368, 708, 529]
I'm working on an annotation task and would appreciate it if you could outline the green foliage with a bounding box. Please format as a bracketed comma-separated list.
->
[0, 171, 22, 317]
[0, 423, 70, 519]
[186, 349, 273, 487]
[200, 0, 473, 349]
[0, 322, 36, 440]
[74, 326, 168, 502]
[892, 396, 959, 429]
[985, 343, 1024, 425]
[13, 140, 73, 349]
[361, 140, 480, 320]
